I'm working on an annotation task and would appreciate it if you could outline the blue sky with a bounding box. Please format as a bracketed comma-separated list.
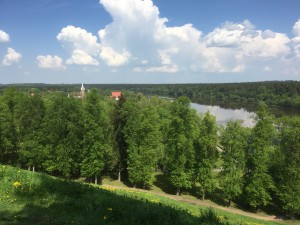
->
[0, 0, 300, 84]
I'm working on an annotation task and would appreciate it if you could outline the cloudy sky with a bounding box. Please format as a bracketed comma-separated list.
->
[0, 0, 300, 84]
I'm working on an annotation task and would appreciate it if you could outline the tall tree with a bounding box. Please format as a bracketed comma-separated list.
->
[166, 96, 197, 195]
[244, 103, 275, 210]
[43, 94, 83, 177]
[124, 100, 162, 188]
[220, 120, 248, 206]
[194, 112, 218, 200]
[149, 97, 172, 172]
[2, 88, 23, 164]
[18, 94, 45, 172]
[0, 102, 12, 163]
[113, 94, 128, 181]
[273, 117, 300, 217]
[81, 90, 113, 184]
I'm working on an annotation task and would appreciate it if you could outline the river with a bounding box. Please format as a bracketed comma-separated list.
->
[190, 103, 256, 127]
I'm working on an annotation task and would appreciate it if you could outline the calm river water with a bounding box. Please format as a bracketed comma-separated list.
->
[190, 103, 256, 127]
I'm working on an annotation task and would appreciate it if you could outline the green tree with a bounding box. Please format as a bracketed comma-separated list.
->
[2, 88, 23, 164]
[0, 102, 13, 163]
[220, 120, 247, 206]
[273, 117, 300, 216]
[194, 112, 218, 200]
[43, 94, 83, 177]
[113, 94, 128, 181]
[18, 94, 45, 172]
[123, 98, 162, 188]
[81, 90, 113, 184]
[244, 103, 275, 210]
[149, 97, 172, 173]
[166, 96, 197, 195]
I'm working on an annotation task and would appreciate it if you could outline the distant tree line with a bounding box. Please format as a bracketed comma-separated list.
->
[0, 87, 299, 217]
[1, 81, 299, 112]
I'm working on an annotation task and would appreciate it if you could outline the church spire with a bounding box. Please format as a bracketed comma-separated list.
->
[80, 83, 85, 98]
[81, 83, 85, 92]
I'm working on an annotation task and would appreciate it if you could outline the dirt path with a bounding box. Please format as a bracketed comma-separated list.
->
[100, 184, 292, 224]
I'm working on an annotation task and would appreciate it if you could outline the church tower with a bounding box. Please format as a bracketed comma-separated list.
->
[80, 83, 85, 98]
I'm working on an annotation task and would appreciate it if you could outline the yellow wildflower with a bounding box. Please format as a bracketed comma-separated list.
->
[217, 215, 225, 222]
[13, 181, 21, 188]
[108, 208, 112, 211]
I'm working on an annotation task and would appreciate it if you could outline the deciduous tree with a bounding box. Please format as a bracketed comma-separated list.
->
[166, 96, 197, 195]
[220, 120, 247, 206]
[194, 112, 218, 200]
[244, 103, 275, 210]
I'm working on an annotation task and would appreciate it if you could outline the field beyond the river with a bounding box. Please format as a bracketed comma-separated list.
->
[0, 165, 297, 225]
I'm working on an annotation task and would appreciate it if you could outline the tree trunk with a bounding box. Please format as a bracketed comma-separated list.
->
[202, 191, 205, 200]
[118, 165, 121, 182]
[143, 182, 146, 189]
[28, 166, 31, 171]
[228, 199, 232, 207]
[33, 165, 35, 172]
[176, 187, 180, 196]
[95, 175, 98, 185]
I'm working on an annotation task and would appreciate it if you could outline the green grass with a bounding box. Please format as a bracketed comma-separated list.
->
[0, 165, 292, 225]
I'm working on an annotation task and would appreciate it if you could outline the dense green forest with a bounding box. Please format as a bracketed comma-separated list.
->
[1, 81, 299, 113]
[0, 87, 299, 218]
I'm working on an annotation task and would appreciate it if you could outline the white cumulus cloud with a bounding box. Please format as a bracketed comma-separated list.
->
[0, 30, 10, 42]
[66, 50, 99, 65]
[2, 48, 22, 65]
[57, 25, 100, 65]
[203, 20, 292, 72]
[37, 55, 65, 70]
[293, 19, 300, 36]
[100, 46, 130, 67]
[292, 19, 300, 58]
[39, 0, 300, 77]
[97, 0, 295, 74]
[98, 0, 204, 71]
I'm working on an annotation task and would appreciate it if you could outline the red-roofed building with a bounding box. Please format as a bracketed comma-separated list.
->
[111, 92, 122, 100]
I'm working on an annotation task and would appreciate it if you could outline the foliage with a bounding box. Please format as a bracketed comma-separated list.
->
[0, 87, 299, 217]
[81, 89, 113, 183]
[194, 112, 218, 200]
[123, 98, 163, 187]
[18, 94, 45, 171]
[42, 94, 84, 177]
[166, 97, 197, 195]
[220, 120, 248, 206]
[272, 117, 300, 216]
[244, 103, 276, 209]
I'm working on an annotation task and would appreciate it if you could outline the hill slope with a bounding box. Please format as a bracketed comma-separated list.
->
[0, 165, 290, 225]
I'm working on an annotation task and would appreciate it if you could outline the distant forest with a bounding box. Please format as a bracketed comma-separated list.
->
[1, 81, 299, 112]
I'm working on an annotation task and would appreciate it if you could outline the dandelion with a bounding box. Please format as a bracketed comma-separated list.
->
[150, 199, 159, 203]
[217, 215, 225, 222]
[13, 181, 21, 188]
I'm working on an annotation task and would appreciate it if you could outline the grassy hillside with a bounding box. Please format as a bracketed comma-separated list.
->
[0, 165, 290, 225]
